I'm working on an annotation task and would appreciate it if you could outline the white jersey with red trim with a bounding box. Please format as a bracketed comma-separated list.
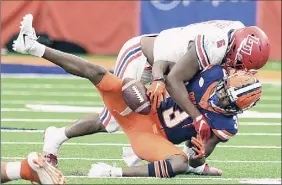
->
[153, 20, 245, 70]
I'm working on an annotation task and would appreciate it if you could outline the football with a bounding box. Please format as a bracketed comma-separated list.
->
[122, 78, 151, 115]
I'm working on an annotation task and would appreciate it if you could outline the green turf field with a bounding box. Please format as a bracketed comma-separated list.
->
[1, 76, 281, 184]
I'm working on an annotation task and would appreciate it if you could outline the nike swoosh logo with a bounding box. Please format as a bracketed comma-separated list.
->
[198, 120, 206, 131]
[154, 83, 161, 93]
[23, 34, 28, 46]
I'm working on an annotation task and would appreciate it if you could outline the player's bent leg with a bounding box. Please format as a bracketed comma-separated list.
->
[1, 153, 66, 184]
[64, 113, 107, 138]
[121, 154, 188, 178]
[123, 132, 189, 178]
[89, 132, 189, 178]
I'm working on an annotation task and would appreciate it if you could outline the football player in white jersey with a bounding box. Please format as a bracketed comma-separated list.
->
[150, 20, 270, 142]
[13, 14, 270, 176]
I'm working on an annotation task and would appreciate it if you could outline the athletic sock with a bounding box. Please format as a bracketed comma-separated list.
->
[186, 164, 205, 174]
[5, 162, 21, 181]
[110, 167, 123, 177]
[43, 127, 68, 155]
[29, 41, 46, 57]
[5, 159, 40, 183]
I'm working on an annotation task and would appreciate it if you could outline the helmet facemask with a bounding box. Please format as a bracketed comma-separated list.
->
[209, 73, 262, 115]
[208, 80, 240, 115]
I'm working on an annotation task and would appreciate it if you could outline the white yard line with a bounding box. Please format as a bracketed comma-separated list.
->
[1, 142, 281, 149]
[1, 118, 75, 122]
[1, 100, 103, 106]
[1, 101, 278, 107]
[1, 74, 83, 79]
[2, 108, 31, 112]
[1, 129, 281, 136]
[2, 107, 281, 114]
[260, 97, 282, 101]
[1, 91, 280, 100]
[2, 73, 281, 85]
[1, 107, 104, 113]
[49, 176, 282, 184]
[3, 84, 280, 94]
[1, 119, 280, 126]
[237, 133, 281, 136]
[2, 91, 100, 97]
[239, 122, 281, 126]
[2, 84, 93, 89]
[1, 157, 280, 164]
[1, 105, 281, 119]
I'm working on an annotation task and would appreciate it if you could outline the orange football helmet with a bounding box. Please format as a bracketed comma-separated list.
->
[209, 71, 262, 115]
[225, 71, 262, 114]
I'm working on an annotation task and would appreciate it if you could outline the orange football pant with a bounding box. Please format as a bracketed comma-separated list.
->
[96, 72, 187, 162]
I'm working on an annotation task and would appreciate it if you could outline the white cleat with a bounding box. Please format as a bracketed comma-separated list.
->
[27, 152, 66, 184]
[43, 126, 67, 167]
[88, 163, 122, 178]
[12, 13, 38, 54]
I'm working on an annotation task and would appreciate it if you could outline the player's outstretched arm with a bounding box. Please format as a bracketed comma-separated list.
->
[166, 42, 211, 141]
[43, 47, 106, 85]
[165, 42, 201, 119]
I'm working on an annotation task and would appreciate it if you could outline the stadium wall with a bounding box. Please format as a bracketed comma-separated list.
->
[1, 1, 281, 75]
[1, 1, 139, 55]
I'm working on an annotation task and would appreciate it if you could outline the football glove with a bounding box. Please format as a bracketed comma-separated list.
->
[146, 78, 166, 112]
[191, 134, 206, 160]
[193, 114, 211, 142]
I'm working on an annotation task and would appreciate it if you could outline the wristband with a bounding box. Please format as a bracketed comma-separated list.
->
[153, 77, 165, 83]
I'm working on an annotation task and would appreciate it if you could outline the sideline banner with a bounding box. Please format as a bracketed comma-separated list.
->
[1, 1, 139, 55]
[257, 1, 281, 60]
[140, 0, 256, 34]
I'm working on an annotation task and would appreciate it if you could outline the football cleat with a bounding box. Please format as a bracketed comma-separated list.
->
[27, 152, 66, 184]
[43, 152, 58, 168]
[12, 14, 38, 54]
[201, 164, 223, 176]
[43, 126, 67, 168]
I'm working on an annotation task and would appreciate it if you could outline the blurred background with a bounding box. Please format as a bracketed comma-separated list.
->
[1, 0, 281, 75]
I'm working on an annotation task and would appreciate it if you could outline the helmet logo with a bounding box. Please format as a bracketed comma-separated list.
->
[241, 34, 260, 55]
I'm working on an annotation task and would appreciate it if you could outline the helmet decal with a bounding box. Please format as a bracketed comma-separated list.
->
[240, 34, 260, 56]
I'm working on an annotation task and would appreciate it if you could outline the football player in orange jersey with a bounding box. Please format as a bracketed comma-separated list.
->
[1, 152, 66, 184]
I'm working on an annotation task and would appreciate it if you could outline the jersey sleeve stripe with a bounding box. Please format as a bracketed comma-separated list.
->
[212, 129, 231, 141]
[222, 130, 235, 137]
[195, 35, 209, 69]
[201, 35, 210, 64]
